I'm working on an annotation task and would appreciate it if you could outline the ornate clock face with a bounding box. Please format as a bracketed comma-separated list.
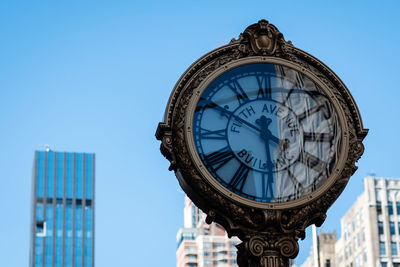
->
[192, 63, 342, 203]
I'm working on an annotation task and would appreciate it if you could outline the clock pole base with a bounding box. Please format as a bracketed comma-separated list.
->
[236, 235, 298, 267]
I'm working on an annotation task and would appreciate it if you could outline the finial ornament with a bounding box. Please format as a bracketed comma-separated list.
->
[238, 19, 286, 56]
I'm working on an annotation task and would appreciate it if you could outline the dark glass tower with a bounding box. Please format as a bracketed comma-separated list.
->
[30, 150, 95, 267]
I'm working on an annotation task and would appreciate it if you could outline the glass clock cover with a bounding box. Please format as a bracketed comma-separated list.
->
[193, 63, 342, 203]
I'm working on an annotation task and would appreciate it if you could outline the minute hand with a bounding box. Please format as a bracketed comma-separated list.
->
[231, 114, 263, 132]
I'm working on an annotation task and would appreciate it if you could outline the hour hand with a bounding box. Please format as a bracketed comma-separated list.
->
[256, 115, 290, 149]
[267, 131, 289, 149]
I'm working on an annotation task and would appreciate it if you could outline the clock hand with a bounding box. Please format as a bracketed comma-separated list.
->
[255, 115, 275, 174]
[264, 133, 274, 173]
[256, 115, 290, 148]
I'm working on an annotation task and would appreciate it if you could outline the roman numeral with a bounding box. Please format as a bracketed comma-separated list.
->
[282, 84, 298, 107]
[200, 128, 226, 140]
[228, 164, 249, 192]
[287, 169, 303, 191]
[297, 91, 332, 120]
[304, 132, 333, 143]
[298, 152, 326, 173]
[256, 75, 272, 99]
[227, 80, 249, 105]
[195, 98, 233, 118]
[204, 146, 234, 171]
[295, 72, 305, 89]
[297, 105, 325, 121]
[261, 173, 274, 201]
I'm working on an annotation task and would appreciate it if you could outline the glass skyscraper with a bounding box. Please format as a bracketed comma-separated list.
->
[29, 150, 95, 267]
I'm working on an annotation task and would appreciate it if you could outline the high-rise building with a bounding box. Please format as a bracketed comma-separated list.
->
[176, 195, 240, 267]
[29, 150, 95, 267]
[335, 177, 400, 267]
[300, 176, 400, 267]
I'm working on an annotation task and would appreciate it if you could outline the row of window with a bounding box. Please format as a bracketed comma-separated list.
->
[344, 229, 365, 259]
[378, 221, 399, 235]
[344, 208, 365, 240]
[379, 241, 399, 255]
[341, 249, 367, 267]
[203, 250, 236, 257]
[186, 259, 237, 267]
[36, 152, 94, 201]
[377, 201, 400, 216]
[379, 263, 400, 267]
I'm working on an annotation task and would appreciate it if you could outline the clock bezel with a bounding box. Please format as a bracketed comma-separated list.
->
[184, 56, 349, 209]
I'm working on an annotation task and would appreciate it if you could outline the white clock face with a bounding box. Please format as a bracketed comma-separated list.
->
[192, 63, 342, 203]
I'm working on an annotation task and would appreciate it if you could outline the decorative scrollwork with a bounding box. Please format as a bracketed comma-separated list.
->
[238, 19, 286, 56]
[249, 236, 265, 257]
[276, 237, 299, 258]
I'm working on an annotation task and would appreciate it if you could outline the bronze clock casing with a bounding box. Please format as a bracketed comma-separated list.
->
[156, 20, 367, 266]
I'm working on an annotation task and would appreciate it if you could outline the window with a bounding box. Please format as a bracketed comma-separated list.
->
[381, 263, 387, 267]
[391, 222, 396, 235]
[35, 221, 46, 237]
[213, 242, 225, 248]
[325, 259, 331, 267]
[377, 202, 382, 215]
[360, 208, 364, 222]
[392, 242, 398, 255]
[380, 242, 386, 255]
[378, 222, 384, 235]
[389, 202, 394, 215]
[363, 248, 367, 261]
[356, 214, 360, 228]
[347, 223, 352, 236]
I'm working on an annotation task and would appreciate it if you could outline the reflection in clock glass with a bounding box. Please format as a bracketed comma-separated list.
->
[193, 63, 342, 203]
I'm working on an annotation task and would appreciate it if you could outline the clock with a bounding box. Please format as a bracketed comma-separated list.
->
[156, 20, 367, 265]
[190, 61, 341, 204]
[185, 58, 346, 208]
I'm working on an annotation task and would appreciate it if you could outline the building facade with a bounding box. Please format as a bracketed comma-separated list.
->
[335, 177, 400, 267]
[29, 150, 95, 267]
[176, 196, 240, 267]
[300, 230, 337, 267]
[301, 176, 400, 267]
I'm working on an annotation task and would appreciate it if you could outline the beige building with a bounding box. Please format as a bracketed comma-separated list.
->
[302, 177, 400, 267]
[300, 230, 337, 267]
[335, 177, 400, 267]
[176, 196, 240, 267]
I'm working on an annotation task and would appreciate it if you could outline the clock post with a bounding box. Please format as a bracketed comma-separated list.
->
[156, 20, 367, 267]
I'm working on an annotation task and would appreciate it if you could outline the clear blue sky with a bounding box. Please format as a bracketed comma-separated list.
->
[0, 1, 399, 266]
